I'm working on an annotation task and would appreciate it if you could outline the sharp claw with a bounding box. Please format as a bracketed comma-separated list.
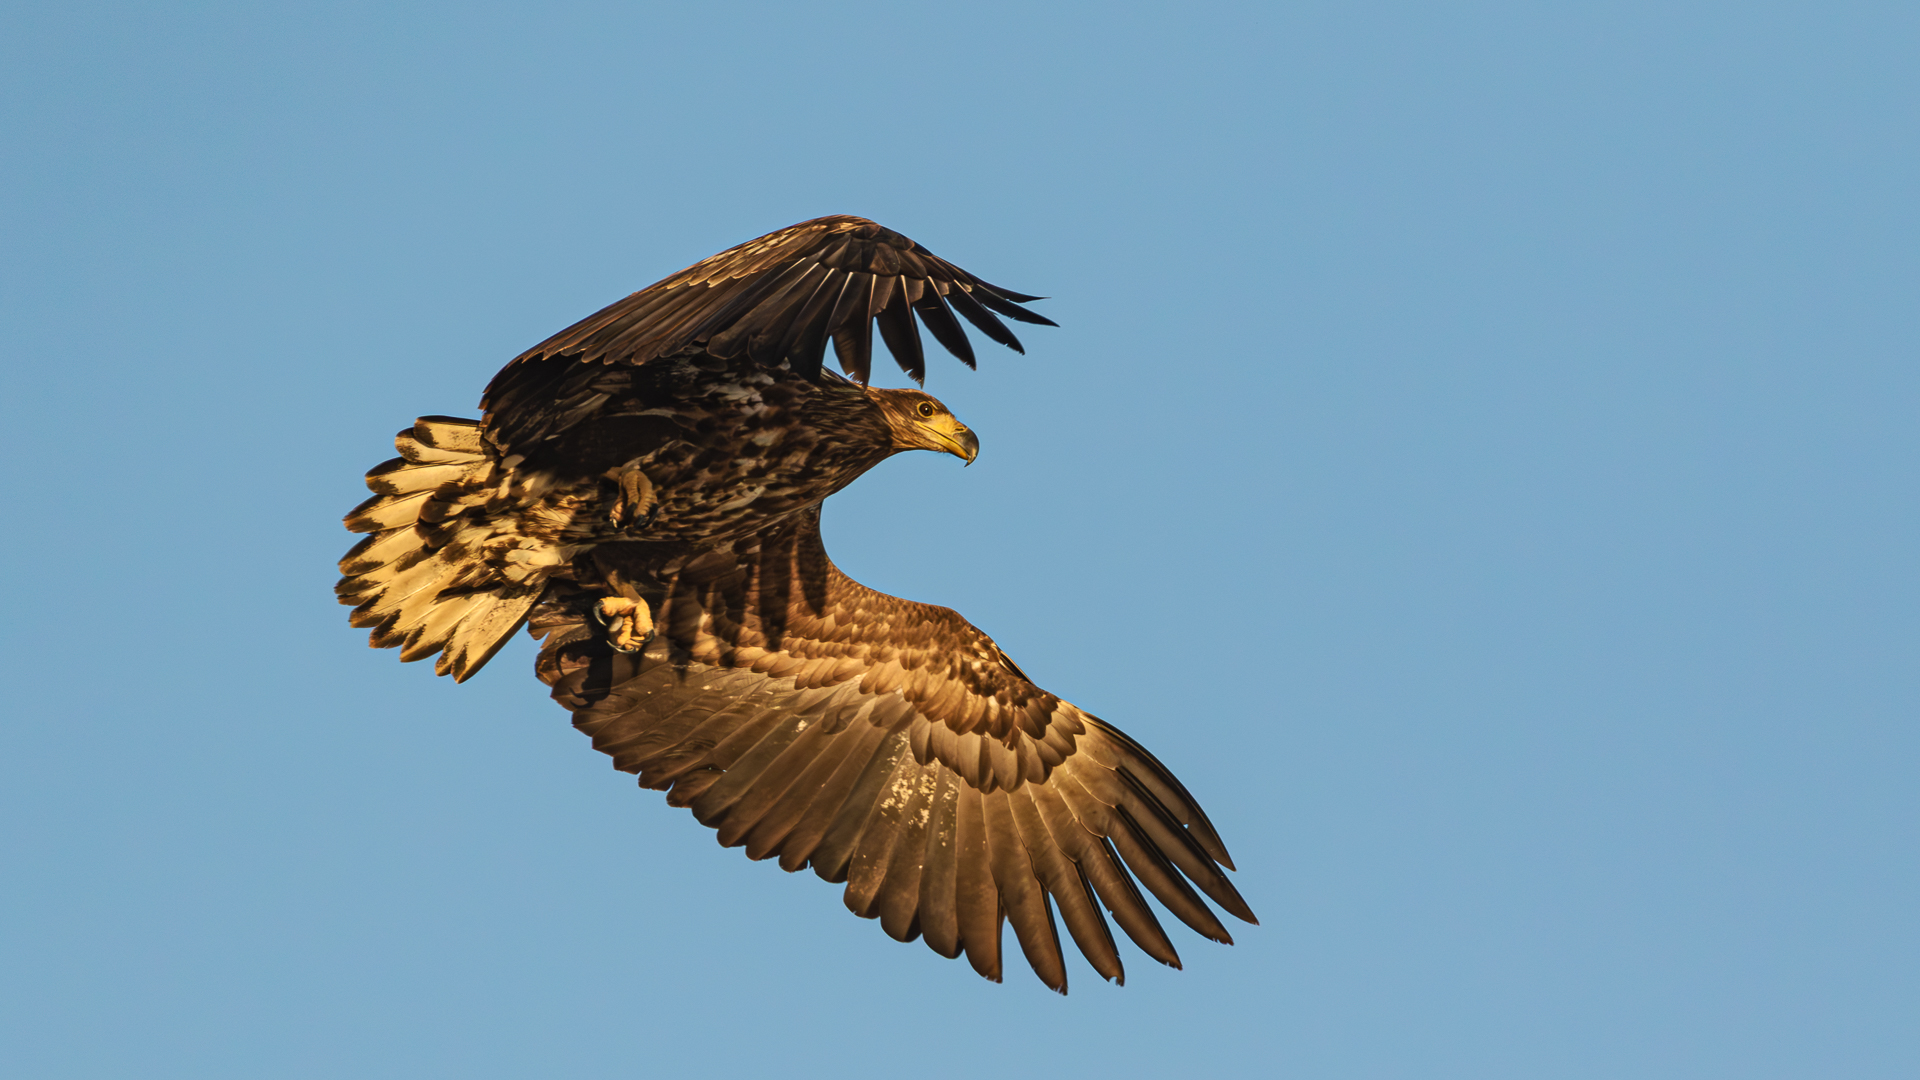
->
[605, 467, 659, 533]
[592, 596, 652, 654]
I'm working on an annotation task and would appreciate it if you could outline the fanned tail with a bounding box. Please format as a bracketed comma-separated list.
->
[336, 416, 543, 682]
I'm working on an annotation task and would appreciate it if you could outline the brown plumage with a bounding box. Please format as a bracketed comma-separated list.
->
[336, 216, 1254, 991]
[482, 214, 1055, 454]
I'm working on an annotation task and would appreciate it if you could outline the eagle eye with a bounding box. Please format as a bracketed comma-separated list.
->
[915, 401, 936, 419]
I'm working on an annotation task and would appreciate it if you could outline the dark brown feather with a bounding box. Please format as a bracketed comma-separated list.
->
[480, 216, 1052, 451]
[983, 790, 1067, 991]
[1115, 769, 1259, 923]
[873, 286, 926, 383]
[808, 728, 914, 884]
[971, 284, 1058, 325]
[760, 714, 897, 871]
[843, 751, 920, 919]
[526, 506, 1252, 990]
[871, 759, 943, 941]
[1011, 786, 1125, 984]
[944, 285, 1025, 353]
[952, 784, 1004, 981]
[708, 705, 840, 850]
[1033, 784, 1182, 969]
[1106, 806, 1235, 945]
[911, 290, 976, 369]
[915, 768, 964, 959]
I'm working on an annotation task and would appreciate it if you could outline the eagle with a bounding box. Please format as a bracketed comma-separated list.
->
[337, 216, 1256, 991]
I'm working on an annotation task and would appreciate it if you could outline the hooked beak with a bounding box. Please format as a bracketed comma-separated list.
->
[928, 422, 980, 465]
[948, 425, 980, 466]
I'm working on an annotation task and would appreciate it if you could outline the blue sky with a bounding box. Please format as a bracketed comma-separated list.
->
[3, 2, 1915, 1077]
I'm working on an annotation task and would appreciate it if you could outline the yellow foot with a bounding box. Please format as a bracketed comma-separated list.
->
[593, 595, 653, 653]
[605, 467, 658, 531]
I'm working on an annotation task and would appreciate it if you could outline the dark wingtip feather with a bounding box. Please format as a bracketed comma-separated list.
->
[981, 285, 1046, 303]
[972, 285, 1059, 327]
[912, 291, 977, 369]
[945, 287, 1026, 355]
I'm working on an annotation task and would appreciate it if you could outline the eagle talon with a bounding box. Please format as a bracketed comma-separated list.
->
[592, 595, 653, 653]
[606, 467, 659, 532]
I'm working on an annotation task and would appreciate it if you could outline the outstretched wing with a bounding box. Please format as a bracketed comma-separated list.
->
[482, 216, 1054, 452]
[530, 510, 1254, 992]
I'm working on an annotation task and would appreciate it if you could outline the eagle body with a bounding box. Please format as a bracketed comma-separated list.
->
[502, 354, 913, 545]
[338, 216, 1254, 992]
[341, 354, 975, 678]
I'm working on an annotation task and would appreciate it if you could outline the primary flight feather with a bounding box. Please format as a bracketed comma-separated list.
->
[337, 215, 1254, 991]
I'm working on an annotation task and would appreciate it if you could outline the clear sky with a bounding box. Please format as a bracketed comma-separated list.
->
[3, 2, 1915, 1077]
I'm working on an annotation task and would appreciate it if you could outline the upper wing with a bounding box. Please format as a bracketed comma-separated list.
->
[482, 216, 1054, 452]
[530, 511, 1254, 992]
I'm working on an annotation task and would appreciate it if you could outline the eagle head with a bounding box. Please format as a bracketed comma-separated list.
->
[868, 388, 979, 465]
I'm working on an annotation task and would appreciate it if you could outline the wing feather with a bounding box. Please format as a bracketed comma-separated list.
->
[530, 510, 1251, 989]
[984, 789, 1068, 992]
[915, 767, 964, 960]
[843, 750, 922, 917]
[482, 216, 1051, 450]
[872, 282, 926, 383]
[828, 276, 878, 382]
[911, 290, 976, 370]
[1011, 785, 1125, 984]
[944, 285, 1025, 353]
[809, 728, 915, 884]
[689, 708, 814, 835]
[1106, 805, 1235, 945]
[761, 713, 898, 871]
[875, 764, 944, 943]
[708, 702, 843, 849]
[1033, 784, 1181, 969]
[952, 783, 1005, 981]
[971, 284, 1059, 325]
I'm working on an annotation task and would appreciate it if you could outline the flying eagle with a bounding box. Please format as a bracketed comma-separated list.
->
[337, 216, 1255, 991]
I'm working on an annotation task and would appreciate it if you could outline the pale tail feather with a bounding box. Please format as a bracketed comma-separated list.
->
[337, 416, 543, 682]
